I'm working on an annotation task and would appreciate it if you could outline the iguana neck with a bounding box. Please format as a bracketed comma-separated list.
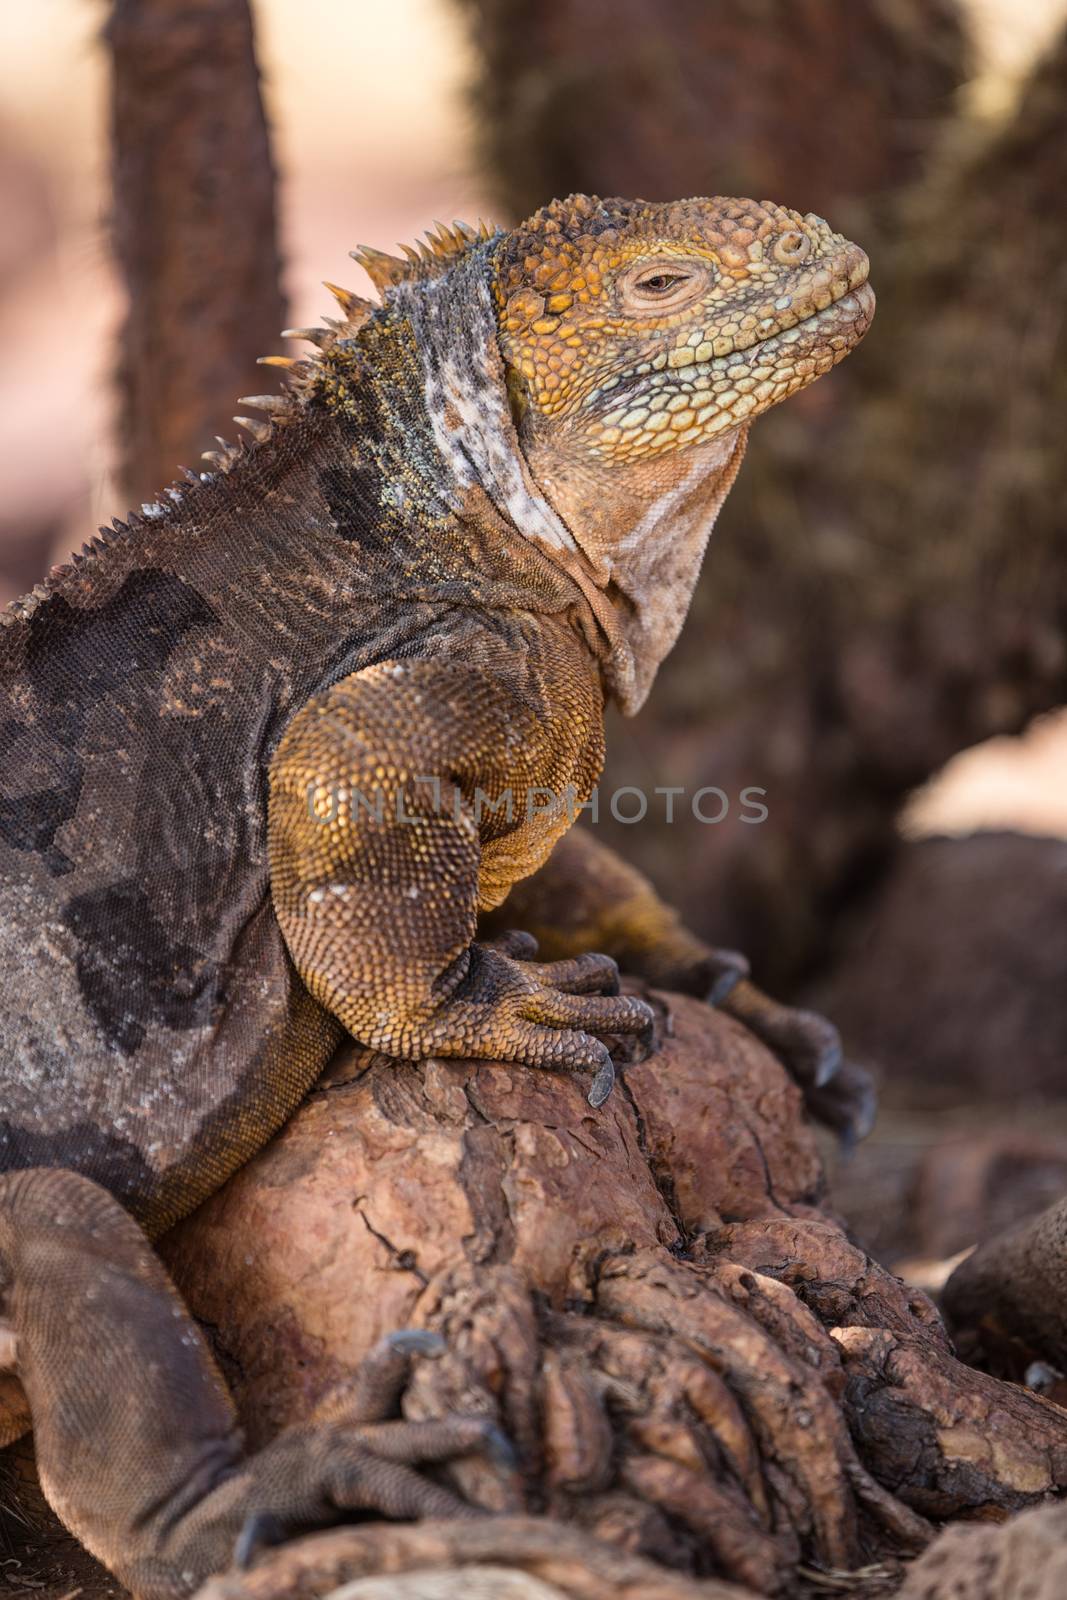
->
[312, 248, 621, 675]
[519, 423, 749, 712]
[311, 249, 592, 613]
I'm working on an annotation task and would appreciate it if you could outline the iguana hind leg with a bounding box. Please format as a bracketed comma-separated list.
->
[0, 1168, 500, 1599]
[483, 827, 876, 1141]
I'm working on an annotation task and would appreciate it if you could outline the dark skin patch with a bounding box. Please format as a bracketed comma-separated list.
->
[0, 719, 84, 874]
[0, 1119, 155, 1215]
[62, 881, 223, 1056]
[0, 571, 216, 875]
[22, 568, 217, 696]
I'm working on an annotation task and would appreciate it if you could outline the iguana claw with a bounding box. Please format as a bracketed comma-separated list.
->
[588, 1055, 616, 1107]
[234, 1511, 289, 1571]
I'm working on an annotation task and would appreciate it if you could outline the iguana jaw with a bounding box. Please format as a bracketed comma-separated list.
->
[581, 271, 874, 459]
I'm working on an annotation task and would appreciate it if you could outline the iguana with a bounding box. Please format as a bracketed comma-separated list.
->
[0, 192, 873, 1597]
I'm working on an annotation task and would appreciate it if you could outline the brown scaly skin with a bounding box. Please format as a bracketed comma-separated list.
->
[0, 194, 872, 1595]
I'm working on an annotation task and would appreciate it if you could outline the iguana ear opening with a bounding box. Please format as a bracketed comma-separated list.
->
[505, 362, 531, 433]
[0, 1325, 16, 1373]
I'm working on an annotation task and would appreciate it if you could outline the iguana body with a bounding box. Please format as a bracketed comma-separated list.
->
[0, 194, 873, 1595]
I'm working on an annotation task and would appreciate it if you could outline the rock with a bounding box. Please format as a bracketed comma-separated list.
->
[813, 833, 1067, 1105]
[896, 1501, 1067, 1600]
[942, 1194, 1067, 1382]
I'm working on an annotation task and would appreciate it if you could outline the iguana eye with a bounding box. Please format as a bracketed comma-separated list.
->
[637, 272, 687, 294]
[619, 258, 710, 314]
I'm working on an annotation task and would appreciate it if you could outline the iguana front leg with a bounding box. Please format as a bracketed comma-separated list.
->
[268, 644, 654, 1106]
[0, 1169, 501, 1600]
[483, 827, 876, 1141]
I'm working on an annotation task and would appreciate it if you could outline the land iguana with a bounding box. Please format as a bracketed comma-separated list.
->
[0, 193, 874, 1596]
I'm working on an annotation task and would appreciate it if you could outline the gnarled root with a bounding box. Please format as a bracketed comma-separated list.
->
[162, 990, 1067, 1593]
[192, 1516, 755, 1600]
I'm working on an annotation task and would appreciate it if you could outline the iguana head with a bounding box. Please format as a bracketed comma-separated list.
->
[492, 192, 873, 463]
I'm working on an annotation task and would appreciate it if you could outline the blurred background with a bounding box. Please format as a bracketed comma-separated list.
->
[2, 0, 1067, 1273]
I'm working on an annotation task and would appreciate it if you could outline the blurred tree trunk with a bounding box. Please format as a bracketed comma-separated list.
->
[460, 0, 1067, 989]
[643, 19, 1067, 986]
[459, 0, 968, 231]
[106, 0, 285, 508]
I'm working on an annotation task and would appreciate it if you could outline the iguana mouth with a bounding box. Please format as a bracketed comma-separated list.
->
[766, 276, 876, 354]
[732, 242, 872, 358]
[584, 269, 873, 456]
[757, 275, 876, 369]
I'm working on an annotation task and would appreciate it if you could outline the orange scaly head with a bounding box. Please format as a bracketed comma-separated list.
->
[493, 192, 874, 463]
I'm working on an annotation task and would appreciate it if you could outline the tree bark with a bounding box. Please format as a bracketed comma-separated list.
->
[106, 0, 286, 508]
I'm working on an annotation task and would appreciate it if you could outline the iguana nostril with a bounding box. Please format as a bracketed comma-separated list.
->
[773, 229, 811, 265]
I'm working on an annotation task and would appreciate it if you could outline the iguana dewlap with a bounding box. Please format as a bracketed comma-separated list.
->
[0, 194, 873, 1596]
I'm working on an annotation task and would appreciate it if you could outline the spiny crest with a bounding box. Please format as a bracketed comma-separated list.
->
[200, 435, 239, 472]
[2, 580, 53, 624]
[264, 219, 497, 397]
[37, 217, 502, 505]
[200, 352, 317, 475]
[3, 490, 208, 624]
[270, 220, 496, 368]
[349, 218, 496, 296]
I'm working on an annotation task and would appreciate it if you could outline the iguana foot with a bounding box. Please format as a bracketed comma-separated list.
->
[668, 942, 750, 1006]
[411, 938, 655, 1107]
[233, 1415, 495, 1570]
[799, 1056, 878, 1147]
[712, 975, 876, 1144]
[0, 1169, 505, 1600]
[484, 831, 874, 1136]
[234, 1333, 516, 1569]
[233, 1332, 514, 1568]
[658, 944, 875, 1142]
[714, 974, 841, 1084]
[311, 1327, 513, 1467]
